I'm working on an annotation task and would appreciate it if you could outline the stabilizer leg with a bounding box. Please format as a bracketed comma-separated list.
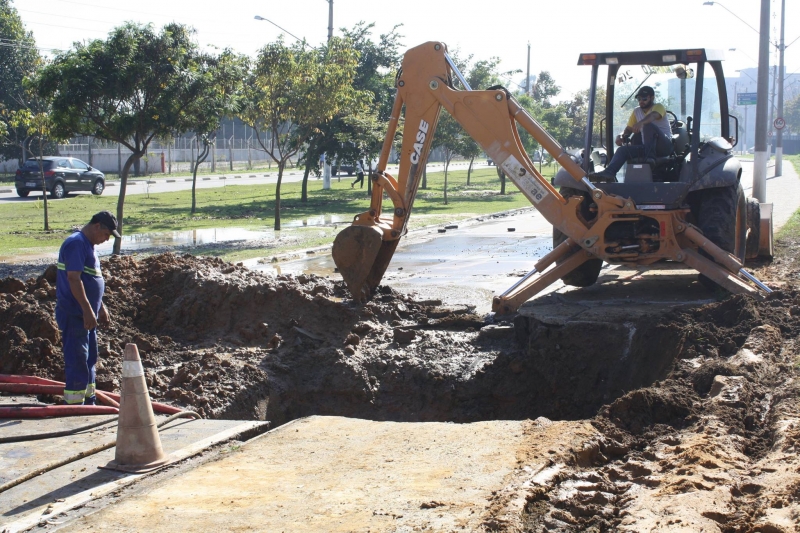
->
[492, 247, 594, 314]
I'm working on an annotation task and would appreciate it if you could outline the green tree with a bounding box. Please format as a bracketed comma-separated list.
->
[532, 71, 561, 107]
[433, 114, 463, 205]
[9, 109, 64, 229]
[561, 87, 607, 150]
[36, 23, 235, 253]
[0, 0, 43, 162]
[785, 92, 800, 135]
[238, 37, 359, 229]
[187, 49, 247, 214]
[299, 22, 403, 200]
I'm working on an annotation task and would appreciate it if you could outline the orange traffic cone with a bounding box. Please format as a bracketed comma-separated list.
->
[102, 343, 169, 473]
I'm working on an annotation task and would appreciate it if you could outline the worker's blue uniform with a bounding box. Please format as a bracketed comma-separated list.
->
[55, 231, 105, 405]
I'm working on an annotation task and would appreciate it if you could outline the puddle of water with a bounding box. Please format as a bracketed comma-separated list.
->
[250, 228, 553, 289]
[96, 227, 275, 253]
[94, 215, 348, 254]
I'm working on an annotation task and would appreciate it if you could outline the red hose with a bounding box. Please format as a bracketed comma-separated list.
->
[0, 383, 63, 395]
[96, 391, 120, 408]
[0, 375, 62, 386]
[0, 374, 181, 415]
[0, 405, 119, 418]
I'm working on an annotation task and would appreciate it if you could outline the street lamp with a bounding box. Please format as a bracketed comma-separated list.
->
[253, 15, 304, 43]
[703, 2, 765, 41]
[728, 48, 757, 65]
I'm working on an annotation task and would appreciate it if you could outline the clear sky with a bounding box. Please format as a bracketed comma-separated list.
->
[16, 0, 800, 99]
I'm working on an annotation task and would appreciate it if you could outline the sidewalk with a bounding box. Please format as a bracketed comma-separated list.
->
[739, 159, 799, 231]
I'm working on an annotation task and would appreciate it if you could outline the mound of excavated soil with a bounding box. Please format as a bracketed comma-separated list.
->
[520, 240, 800, 531]
[0, 253, 500, 420]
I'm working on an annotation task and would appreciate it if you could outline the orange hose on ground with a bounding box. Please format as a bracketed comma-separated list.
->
[0, 405, 119, 418]
[0, 374, 181, 414]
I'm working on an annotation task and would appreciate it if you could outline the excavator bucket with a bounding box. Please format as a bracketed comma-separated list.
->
[332, 225, 384, 300]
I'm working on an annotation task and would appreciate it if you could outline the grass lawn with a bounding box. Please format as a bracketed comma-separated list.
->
[777, 154, 800, 239]
[0, 164, 559, 262]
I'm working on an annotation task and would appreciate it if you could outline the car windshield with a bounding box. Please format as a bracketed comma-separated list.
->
[609, 61, 722, 143]
[22, 160, 53, 171]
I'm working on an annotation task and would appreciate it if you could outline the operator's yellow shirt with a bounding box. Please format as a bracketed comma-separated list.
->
[628, 103, 671, 137]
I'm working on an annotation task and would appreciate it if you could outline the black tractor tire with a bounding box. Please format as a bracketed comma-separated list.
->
[694, 183, 746, 260]
[693, 183, 746, 289]
[745, 197, 761, 260]
[553, 187, 603, 287]
[16, 189, 29, 197]
[50, 182, 66, 200]
[92, 179, 105, 195]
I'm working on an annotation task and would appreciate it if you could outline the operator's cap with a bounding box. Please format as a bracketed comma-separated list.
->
[90, 211, 121, 238]
[635, 86, 655, 98]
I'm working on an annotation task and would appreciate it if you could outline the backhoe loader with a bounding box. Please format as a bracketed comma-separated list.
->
[332, 42, 773, 314]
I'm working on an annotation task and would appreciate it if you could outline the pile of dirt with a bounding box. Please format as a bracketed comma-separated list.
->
[522, 290, 800, 531]
[0, 253, 510, 421]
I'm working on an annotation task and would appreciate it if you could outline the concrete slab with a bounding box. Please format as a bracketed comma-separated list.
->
[62, 416, 596, 533]
[518, 263, 716, 325]
[0, 395, 268, 531]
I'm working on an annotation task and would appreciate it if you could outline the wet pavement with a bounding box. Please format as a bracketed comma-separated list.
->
[248, 209, 554, 314]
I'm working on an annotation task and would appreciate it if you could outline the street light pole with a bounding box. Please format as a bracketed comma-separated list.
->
[253, 15, 303, 43]
[775, 0, 785, 176]
[752, 0, 770, 203]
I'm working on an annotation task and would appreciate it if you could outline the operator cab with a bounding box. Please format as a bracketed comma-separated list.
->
[557, 49, 739, 208]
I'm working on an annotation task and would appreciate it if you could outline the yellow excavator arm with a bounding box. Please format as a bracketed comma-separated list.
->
[332, 41, 770, 313]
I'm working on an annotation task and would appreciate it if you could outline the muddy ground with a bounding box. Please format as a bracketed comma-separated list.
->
[1, 230, 800, 531]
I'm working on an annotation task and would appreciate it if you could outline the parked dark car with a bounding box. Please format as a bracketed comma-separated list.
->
[15, 157, 106, 199]
[332, 161, 356, 176]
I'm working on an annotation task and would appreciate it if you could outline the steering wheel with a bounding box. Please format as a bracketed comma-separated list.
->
[665, 110, 678, 130]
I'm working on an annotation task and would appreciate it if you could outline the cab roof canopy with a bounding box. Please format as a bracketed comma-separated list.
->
[577, 49, 725, 66]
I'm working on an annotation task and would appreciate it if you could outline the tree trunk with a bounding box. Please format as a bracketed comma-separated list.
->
[443, 158, 450, 205]
[113, 152, 142, 255]
[191, 144, 210, 215]
[421, 165, 427, 189]
[274, 160, 285, 231]
[301, 144, 318, 203]
[367, 160, 372, 195]
[467, 157, 474, 185]
[497, 167, 506, 195]
[38, 138, 49, 231]
[301, 164, 311, 202]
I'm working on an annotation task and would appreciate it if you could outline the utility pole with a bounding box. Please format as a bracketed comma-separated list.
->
[526, 42, 531, 96]
[327, 0, 333, 42]
[775, 0, 785, 176]
[752, 0, 770, 203]
[769, 64, 777, 158]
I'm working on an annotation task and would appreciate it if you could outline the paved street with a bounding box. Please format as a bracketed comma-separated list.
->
[0, 161, 484, 201]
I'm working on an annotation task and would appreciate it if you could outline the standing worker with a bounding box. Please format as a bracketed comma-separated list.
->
[351, 160, 365, 188]
[55, 211, 120, 405]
